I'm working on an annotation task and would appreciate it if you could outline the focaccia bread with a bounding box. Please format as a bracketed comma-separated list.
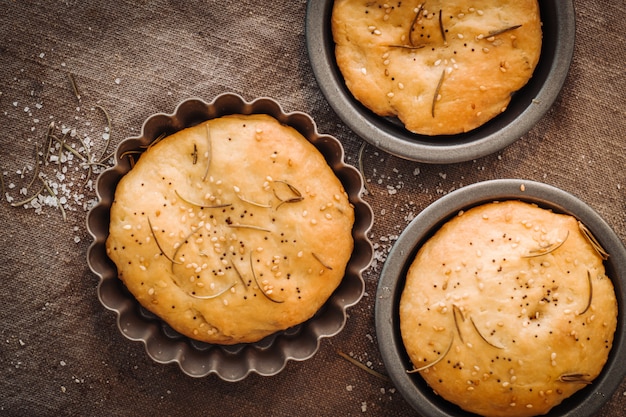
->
[399, 200, 617, 417]
[332, 0, 542, 135]
[106, 114, 355, 344]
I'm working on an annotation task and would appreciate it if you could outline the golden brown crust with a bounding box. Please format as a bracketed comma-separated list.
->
[399, 201, 617, 417]
[332, 0, 542, 135]
[106, 114, 355, 344]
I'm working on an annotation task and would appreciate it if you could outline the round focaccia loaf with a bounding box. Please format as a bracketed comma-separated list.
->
[332, 0, 542, 135]
[399, 200, 617, 417]
[106, 114, 355, 344]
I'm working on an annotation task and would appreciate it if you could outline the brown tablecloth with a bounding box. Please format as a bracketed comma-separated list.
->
[1, 1, 624, 416]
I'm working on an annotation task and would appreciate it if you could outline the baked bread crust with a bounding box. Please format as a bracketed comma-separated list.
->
[106, 114, 355, 344]
[399, 201, 617, 417]
[332, 0, 542, 135]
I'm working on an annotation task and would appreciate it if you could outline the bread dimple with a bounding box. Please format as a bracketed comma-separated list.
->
[399, 200, 617, 417]
[332, 0, 542, 135]
[106, 114, 355, 344]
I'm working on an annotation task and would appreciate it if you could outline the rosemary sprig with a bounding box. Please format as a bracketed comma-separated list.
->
[578, 271, 593, 316]
[147, 132, 167, 150]
[337, 350, 389, 382]
[578, 221, 609, 260]
[202, 124, 212, 181]
[175, 190, 232, 209]
[249, 250, 284, 303]
[170, 225, 204, 273]
[452, 304, 465, 343]
[189, 282, 236, 300]
[230, 258, 248, 289]
[227, 224, 272, 233]
[408, 2, 425, 47]
[487, 24, 522, 38]
[119, 149, 142, 167]
[147, 216, 181, 265]
[558, 373, 592, 385]
[273, 180, 304, 209]
[407, 333, 454, 373]
[39, 174, 66, 221]
[386, 44, 425, 50]
[51, 132, 87, 162]
[523, 231, 569, 258]
[311, 252, 333, 270]
[191, 143, 198, 165]
[9, 184, 45, 207]
[235, 192, 272, 208]
[470, 316, 504, 349]
[438, 9, 446, 42]
[68, 72, 81, 101]
[432, 69, 445, 118]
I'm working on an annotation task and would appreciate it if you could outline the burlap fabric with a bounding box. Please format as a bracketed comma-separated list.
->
[1, 1, 624, 416]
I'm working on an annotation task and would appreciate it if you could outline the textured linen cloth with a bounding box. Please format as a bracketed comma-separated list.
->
[0, 1, 624, 416]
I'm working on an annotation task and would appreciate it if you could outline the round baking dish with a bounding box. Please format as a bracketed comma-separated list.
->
[375, 179, 626, 416]
[86, 93, 374, 381]
[306, 1, 576, 163]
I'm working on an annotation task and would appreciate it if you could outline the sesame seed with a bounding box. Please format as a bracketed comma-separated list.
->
[361, 67, 367, 75]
